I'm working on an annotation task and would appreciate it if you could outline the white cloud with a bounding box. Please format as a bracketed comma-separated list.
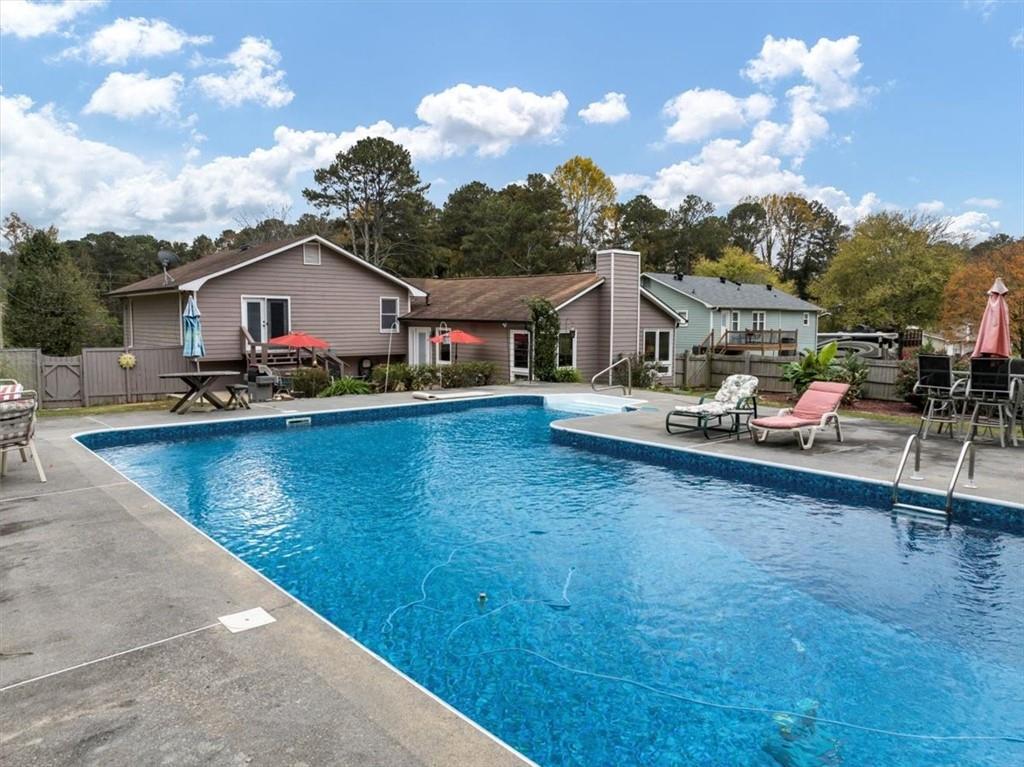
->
[0, 83, 571, 239]
[194, 36, 294, 108]
[0, 0, 104, 38]
[578, 92, 629, 124]
[67, 17, 211, 64]
[964, 197, 1001, 209]
[610, 173, 651, 194]
[415, 84, 568, 157]
[83, 72, 184, 119]
[944, 211, 1001, 243]
[662, 88, 774, 143]
[744, 34, 865, 110]
[915, 199, 945, 214]
[962, 1, 998, 21]
[1011, 27, 1024, 49]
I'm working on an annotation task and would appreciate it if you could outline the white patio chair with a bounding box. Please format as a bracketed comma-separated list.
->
[0, 389, 46, 483]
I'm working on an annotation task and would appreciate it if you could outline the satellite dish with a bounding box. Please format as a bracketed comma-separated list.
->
[157, 249, 178, 285]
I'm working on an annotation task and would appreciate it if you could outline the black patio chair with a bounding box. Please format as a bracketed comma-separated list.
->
[965, 357, 1020, 448]
[913, 354, 966, 439]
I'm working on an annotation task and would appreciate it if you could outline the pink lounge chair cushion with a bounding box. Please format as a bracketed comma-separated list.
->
[791, 381, 849, 420]
[751, 414, 820, 430]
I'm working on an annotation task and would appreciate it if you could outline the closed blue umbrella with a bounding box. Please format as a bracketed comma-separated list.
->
[182, 294, 205, 367]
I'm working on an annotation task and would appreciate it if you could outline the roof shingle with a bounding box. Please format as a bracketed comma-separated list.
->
[403, 273, 604, 322]
[643, 273, 820, 311]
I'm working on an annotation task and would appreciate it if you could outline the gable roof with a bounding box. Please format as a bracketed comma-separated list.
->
[640, 287, 688, 325]
[403, 273, 604, 322]
[109, 235, 426, 297]
[643, 273, 820, 311]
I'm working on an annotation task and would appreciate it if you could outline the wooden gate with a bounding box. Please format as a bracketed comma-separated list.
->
[41, 355, 84, 407]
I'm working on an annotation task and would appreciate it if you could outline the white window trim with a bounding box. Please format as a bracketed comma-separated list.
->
[380, 296, 400, 333]
[302, 241, 322, 265]
[642, 327, 674, 377]
[802, 312, 810, 326]
[240, 295, 292, 343]
[729, 310, 740, 332]
[509, 328, 531, 380]
[556, 330, 577, 369]
[752, 311, 767, 332]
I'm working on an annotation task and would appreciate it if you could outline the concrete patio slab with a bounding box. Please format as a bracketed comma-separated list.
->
[1, 383, 1020, 766]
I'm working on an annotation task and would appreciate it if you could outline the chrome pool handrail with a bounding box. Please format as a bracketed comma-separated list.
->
[892, 434, 923, 506]
[592, 357, 632, 396]
[945, 440, 977, 514]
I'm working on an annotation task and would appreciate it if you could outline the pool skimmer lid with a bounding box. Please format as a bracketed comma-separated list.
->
[219, 607, 276, 633]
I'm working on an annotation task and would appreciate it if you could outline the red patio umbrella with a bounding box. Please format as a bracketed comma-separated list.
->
[430, 329, 484, 363]
[269, 331, 330, 349]
[972, 277, 1011, 358]
[269, 331, 330, 367]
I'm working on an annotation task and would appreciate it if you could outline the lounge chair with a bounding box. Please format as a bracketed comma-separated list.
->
[666, 374, 759, 438]
[750, 381, 850, 450]
[0, 389, 46, 483]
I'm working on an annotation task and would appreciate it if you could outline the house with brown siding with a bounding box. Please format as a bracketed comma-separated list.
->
[403, 250, 686, 383]
[111, 240, 684, 384]
[110, 235, 426, 375]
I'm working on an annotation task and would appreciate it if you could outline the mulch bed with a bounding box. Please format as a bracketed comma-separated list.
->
[845, 399, 919, 416]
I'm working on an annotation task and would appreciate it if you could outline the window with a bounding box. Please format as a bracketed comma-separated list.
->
[436, 328, 452, 364]
[302, 242, 321, 265]
[803, 312, 810, 326]
[380, 297, 399, 333]
[752, 311, 766, 331]
[557, 331, 576, 368]
[730, 311, 740, 332]
[643, 329, 673, 376]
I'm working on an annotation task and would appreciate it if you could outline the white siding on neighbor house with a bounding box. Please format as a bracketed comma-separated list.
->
[128, 292, 181, 348]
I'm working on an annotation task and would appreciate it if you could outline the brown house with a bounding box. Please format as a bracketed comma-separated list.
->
[110, 235, 426, 376]
[403, 249, 686, 383]
[112, 240, 684, 383]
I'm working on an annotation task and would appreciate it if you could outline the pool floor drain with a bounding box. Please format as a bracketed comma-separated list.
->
[219, 607, 276, 633]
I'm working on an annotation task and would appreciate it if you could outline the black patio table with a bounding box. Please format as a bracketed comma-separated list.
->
[159, 370, 238, 414]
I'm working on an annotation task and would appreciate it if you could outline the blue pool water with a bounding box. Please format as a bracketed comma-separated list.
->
[87, 403, 1024, 766]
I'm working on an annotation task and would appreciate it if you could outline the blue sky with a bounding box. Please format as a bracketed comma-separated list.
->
[1, 0, 1021, 243]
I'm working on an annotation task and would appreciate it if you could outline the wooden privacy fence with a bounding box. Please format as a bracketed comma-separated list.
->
[675, 352, 902, 401]
[0, 347, 188, 408]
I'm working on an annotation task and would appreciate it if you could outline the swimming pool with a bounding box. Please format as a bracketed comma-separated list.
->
[80, 400, 1024, 766]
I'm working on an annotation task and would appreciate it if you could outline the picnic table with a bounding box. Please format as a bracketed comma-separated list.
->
[159, 370, 239, 414]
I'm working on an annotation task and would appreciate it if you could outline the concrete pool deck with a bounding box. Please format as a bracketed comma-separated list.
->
[2, 384, 1021, 765]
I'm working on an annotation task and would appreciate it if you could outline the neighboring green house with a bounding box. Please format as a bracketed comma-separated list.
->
[641, 273, 821, 357]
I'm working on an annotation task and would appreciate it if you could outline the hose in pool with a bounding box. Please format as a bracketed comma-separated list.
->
[384, 543, 1024, 746]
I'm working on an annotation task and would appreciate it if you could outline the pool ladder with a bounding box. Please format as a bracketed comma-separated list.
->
[892, 435, 977, 518]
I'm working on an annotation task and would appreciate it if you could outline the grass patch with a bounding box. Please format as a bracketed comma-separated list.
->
[40, 400, 171, 419]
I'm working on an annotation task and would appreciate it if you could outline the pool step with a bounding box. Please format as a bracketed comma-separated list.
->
[892, 502, 949, 519]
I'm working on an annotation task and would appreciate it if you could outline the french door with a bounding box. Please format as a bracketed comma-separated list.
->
[243, 297, 290, 343]
[408, 327, 432, 365]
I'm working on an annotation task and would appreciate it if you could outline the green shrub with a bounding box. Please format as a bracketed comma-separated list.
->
[831, 354, 868, 404]
[611, 354, 658, 390]
[782, 341, 840, 395]
[290, 366, 330, 398]
[552, 367, 582, 383]
[371, 363, 412, 392]
[440, 361, 498, 388]
[371, 361, 497, 391]
[318, 376, 372, 397]
[528, 297, 560, 382]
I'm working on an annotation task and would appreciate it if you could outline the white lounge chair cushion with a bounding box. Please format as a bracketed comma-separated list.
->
[674, 400, 733, 417]
[712, 374, 759, 406]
